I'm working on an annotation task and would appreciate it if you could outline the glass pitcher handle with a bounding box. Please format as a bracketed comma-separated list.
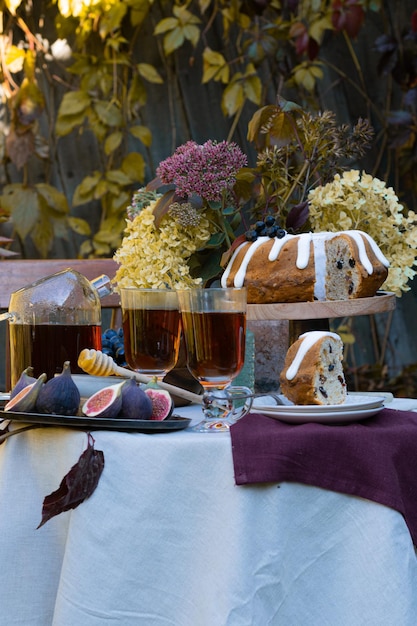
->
[0, 312, 15, 322]
[91, 275, 113, 299]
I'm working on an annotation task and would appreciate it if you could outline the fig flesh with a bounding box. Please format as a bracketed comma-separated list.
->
[144, 388, 174, 421]
[82, 381, 125, 418]
[10, 366, 37, 399]
[120, 379, 153, 420]
[4, 374, 47, 413]
[36, 361, 81, 416]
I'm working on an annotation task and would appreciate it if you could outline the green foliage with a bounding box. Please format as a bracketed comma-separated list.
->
[0, 0, 415, 258]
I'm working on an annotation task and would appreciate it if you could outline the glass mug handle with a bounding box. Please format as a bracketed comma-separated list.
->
[201, 386, 253, 422]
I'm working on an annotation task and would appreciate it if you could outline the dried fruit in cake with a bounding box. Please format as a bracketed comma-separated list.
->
[280, 331, 347, 405]
[221, 230, 389, 304]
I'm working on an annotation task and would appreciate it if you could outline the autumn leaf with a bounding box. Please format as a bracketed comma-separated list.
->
[37, 434, 104, 528]
[137, 63, 163, 84]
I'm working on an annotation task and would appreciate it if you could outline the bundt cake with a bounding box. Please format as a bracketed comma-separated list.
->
[221, 230, 389, 304]
[280, 331, 347, 406]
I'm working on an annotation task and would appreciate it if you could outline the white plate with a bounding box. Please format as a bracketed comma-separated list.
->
[252, 393, 386, 424]
[255, 405, 384, 424]
[253, 394, 386, 413]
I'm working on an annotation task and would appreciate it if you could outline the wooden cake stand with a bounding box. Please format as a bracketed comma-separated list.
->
[247, 291, 396, 342]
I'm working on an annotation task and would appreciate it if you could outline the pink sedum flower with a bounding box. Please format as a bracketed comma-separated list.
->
[156, 140, 247, 202]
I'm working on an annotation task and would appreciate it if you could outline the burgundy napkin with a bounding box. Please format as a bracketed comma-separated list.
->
[230, 408, 417, 544]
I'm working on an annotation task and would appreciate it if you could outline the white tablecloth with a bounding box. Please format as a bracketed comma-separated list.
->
[0, 401, 417, 625]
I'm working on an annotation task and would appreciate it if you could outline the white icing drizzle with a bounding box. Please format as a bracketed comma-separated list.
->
[349, 229, 390, 269]
[223, 237, 267, 288]
[311, 233, 327, 300]
[296, 232, 312, 269]
[221, 229, 389, 291]
[285, 331, 341, 381]
[269, 233, 296, 262]
[221, 241, 249, 288]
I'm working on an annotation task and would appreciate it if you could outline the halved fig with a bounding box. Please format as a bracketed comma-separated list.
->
[82, 381, 125, 418]
[144, 388, 174, 421]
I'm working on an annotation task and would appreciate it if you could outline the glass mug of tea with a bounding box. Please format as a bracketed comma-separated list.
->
[177, 287, 253, 432]
[119, 288, 182, 381]
[0, 269, 111, 389]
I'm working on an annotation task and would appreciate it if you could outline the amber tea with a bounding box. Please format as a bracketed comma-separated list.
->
[122, 307, 181, 376]
[181, 310, 246, 387]
[9, 323, 102, 387]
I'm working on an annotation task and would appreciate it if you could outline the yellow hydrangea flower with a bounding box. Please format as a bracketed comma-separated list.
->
[308, 170, 417, 296]
[113, 203, 214, 289]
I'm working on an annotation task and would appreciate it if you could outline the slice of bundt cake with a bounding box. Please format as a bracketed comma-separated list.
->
[280, 331, 347, 405]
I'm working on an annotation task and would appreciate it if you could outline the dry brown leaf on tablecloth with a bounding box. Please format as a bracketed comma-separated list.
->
[37, 433, 104, 528]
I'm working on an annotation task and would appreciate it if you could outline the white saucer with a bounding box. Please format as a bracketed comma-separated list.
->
[252, 394, 386, 424]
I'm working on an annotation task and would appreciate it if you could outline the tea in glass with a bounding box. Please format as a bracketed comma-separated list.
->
[120, 288, 181, 378]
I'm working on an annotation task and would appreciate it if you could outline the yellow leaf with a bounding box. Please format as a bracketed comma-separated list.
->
[72, 172, 101, 206]
[106, 169, 132, 186]
[198, 0, 211, 13]
[311, 64, 324, 79]
[94, 179, 109, 200]
[128, 75, 147, 108]
[93, 100, 123, 127]
[55, 113, 86, 137]
[58, 0, 85, 18]
[68, 217, 92, 236]
[32, 215, 54, 258]
[58, 90, 91, 116]
[4, 46, 25, 73]
[163, 28, 185, 55]
[309, 16, 333, 44]
[202, 65, 221, 83]
[79, 239, 93, 257]
[108, 190, 130, 213]
[92, 240, 112, 256]
[222, 81, 244, 117]
[183, 24, 200, 47]
[294, 66, 318, 92]
[4, 0, 23, 15]
[243, 75, 262, 106]
[104, 131, 123, 156]
[121, 152, 145, 182]
[203, 47, 225, 65]
[202, 48, 229, 84]
[137, 63, 164, 84]
[1, 184, 39, 239]
[173, 5, 201, 25]
[131, 3, 151, 27]
[154, 17, 179, 35]
[36, 183, 69, 214]
[129, 125, 152, 147]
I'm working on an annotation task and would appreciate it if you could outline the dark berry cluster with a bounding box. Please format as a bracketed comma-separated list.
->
[101, 328, 127, 366]
[245, 215, 286, 242]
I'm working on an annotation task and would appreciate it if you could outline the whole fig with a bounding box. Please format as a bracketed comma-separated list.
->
[36, 361, 81, 415]
[120, 379, 153, 420]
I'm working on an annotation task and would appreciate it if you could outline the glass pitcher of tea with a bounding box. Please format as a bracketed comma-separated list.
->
[0, 268, 112, 388]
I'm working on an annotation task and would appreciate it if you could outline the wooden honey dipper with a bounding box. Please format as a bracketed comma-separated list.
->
[78, 348, 203, 405]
